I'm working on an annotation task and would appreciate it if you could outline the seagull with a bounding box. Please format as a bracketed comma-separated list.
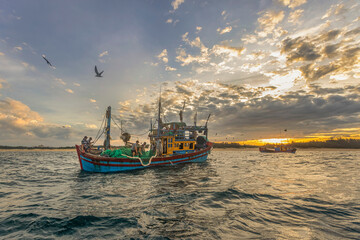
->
[42, 54, 55, 69]
[95, 65, 104, 77]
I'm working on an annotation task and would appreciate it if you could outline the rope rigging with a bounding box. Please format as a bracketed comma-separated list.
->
[93, 112, 107, 144]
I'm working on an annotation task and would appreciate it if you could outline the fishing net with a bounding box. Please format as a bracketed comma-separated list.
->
[101, 147, 155, 160]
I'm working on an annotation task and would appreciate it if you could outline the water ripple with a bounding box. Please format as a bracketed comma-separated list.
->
[0, 149, 360, 239]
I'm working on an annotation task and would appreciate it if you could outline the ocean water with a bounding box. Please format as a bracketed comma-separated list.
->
[0, 149, 359, 239]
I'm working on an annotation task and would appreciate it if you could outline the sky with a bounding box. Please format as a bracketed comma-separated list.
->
[0, 0, 359, 146]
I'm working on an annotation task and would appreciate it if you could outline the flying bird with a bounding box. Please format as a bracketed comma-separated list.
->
[42, 54, 55, 69]
[95, 65, 104, 77]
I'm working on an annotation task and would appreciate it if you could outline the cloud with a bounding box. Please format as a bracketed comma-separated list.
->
[85, 124, 97, 129]
[165, 66, 177, 71]
[279, 0, 307, 9]
[196, 26, 202, 33]
[344, 27, 360, 37]
[90, 99, 96, 103]
[0, 52, 4, 56]
[65, 89, 74, 94]
[213, 45, 245, 58]
[99, 51, 109, 57]
[322, 3, 346, 19]
[288, 9, 304, 24]
[176, 48, 210, 66]
[73, 82, 80, 87]
[166, 18, 173, 24]
[13, 46, 23, 51]
[55, 78, 66, 85]
[0, 97, 80, 144]
[0, 97, 42, 130]
[0, 78, 8, 89]
[113, 80, 360, 140]
[157, 49, 168, 63]
[217, 26, 232, 35]
[171, 0, 184, 10]
[257, 10, 284, 37]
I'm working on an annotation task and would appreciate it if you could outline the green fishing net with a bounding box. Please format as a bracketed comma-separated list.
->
[101, 147, 155, 159]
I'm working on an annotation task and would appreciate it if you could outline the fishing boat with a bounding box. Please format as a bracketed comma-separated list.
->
[259, 145, 296, 153]
[75, 98, 213, 172]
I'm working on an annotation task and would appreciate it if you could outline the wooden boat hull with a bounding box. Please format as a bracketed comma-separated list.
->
[75, 142, 213, 172]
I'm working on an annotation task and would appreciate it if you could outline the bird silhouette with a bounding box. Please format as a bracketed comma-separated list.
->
[95, 66, 104, 77]
[42, 54, 55, 69]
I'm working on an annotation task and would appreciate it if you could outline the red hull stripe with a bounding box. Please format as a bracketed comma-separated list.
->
[80, 152, 209, 167]
[78, 144, 212, 163]
[75, 145, 84, 170]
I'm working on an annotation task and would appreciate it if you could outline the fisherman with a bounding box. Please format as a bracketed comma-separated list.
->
[141, 142, 147, 154]
[132, 140, 140, 156]
[87, 137, 93, 151]
[81, 136, 88, 152]
[156, 138, 162, 156]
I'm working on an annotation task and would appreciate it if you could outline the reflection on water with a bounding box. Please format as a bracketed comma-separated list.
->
[0, 149, 359, 239]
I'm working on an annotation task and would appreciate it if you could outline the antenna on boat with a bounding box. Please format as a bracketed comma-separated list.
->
[205, 113, 211, 139]
[104, 106, 111, 150]
[205, 113, 211, 127]
[194, 111, 197, 127]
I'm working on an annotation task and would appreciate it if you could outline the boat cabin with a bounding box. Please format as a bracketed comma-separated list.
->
[149, 121, 207, 156]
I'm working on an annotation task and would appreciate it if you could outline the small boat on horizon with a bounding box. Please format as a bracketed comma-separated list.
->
[75, 97, 213, 172]
[259, 145, 296, 153]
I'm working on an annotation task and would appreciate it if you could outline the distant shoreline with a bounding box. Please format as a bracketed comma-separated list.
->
[1, 147, 360, 152]
[212, 147, 360, 151]
[0, 148, 75, 152]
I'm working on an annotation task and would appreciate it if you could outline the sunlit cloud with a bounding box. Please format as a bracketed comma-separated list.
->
[288, 9, 304, 24]
[0, 52, 4, 56]
[85, 123, 97, 129]
[257, 10, 284, 38]
[65, 89, 74, 94]
[0, 78, 8, 89]
[157, 49, 168, 63]
[13, 46, 22, 51]
[278, 0, 307, 9]
[90, 99, 96, 103]
[99, 50, 108, 57]
[217, 26, 232, 35]
[55, 78, 66, 85]
[171, 0, 184, 11]
[321, 3, 346, 19]
[73, 82, 80, 87]
[166, 18, 173, 24]
[165, 66, 177, 71]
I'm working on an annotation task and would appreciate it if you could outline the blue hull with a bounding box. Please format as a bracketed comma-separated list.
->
[76, 144, 212, 173]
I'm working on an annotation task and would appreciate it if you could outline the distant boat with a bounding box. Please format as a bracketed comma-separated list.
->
[75, 95, 213, 172]
[259, 146, 296, 153]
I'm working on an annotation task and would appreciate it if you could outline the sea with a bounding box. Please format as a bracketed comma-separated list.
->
[0, 149, 359, 239]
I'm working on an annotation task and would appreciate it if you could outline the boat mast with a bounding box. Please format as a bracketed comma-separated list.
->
[104, 106, 111, 150]
[157, 89, 161, 138]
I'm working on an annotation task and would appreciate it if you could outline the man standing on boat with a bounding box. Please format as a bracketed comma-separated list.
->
[156, 138, 162, 156]
[81, 136, 88, 152]
[132, 140, 140, 156]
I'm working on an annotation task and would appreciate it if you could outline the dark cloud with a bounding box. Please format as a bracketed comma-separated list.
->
[281, 37, 321, 63]
[344, 27, 360, 36]
[316, 29, 341, 42]
[323, 42, 342, 58]
[300, 63, 338, 82]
